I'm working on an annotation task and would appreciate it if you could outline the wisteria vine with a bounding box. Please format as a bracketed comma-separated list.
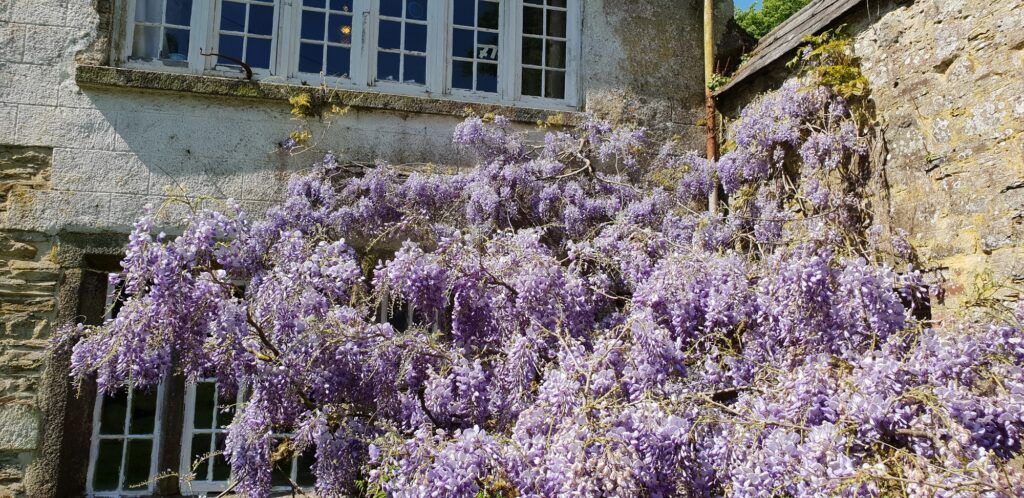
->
[62, 73, 1024, 497]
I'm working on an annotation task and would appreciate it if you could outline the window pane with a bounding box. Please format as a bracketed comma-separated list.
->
[131, 25, 162, 60]
[93, 439, 124, 491]
[216, 396, 237, 429]
[404, 55, 426, 84]
[302, 10, 325, 40]
[271, 465, 292, 486]
[477, 62, 497, 92]
[99, 391, 128, 435]
[452, 60, 473, 89]
[404, 23, 427, 52]
[220, 1, 246, 31]
[248, 5, 274, 35]
[296, 447, 317, 486]
[326, 46, 351, 76]
[522, 67, 542, 96]
[452, 28, 473, 58]
[217, 34, 243, 64]
[523, 7, 543, 35]
[477, 0, 498, 29]
[304, 0, 326, 7]
[545, 70, 565, 99]
[377, 52, 400, 81]
[299, 43, 323, 72]
[328, 14, 352, 44]
[165, 0, 193, 25]
[247, 37, 272, 68]
[406, 0, 428, 20]
[547, 9, 566, 37]
[129, 388, 158, 434]
[453, 0, 474, 26]
[545, 39, 565, 68]
[380, 0, 402, 17]
[136, 0, 163, 23]
[524, 0, 542, 3]
[477, 30, 498, 61]
[193, 382, 216, 429]
[212, 435, 231, 481]
[331, 0, 353, 10]
[123, 439, 154, 489]
[378, 20, 401, 49]
[190, 433, 212, 480]
[522, 36, 542, 66]
[162, 27, 190, 61]
[547, 0, 566, 6]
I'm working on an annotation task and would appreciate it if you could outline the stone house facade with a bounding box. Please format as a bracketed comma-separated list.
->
[4, 0, 1022, 495]
[0, 0, 733, 495]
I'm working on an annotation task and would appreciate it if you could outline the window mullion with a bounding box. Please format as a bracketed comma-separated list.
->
[119, 388, 134, 490]
[349, 0, 369, 87]
[565, 0, 580, 107]
[426, 0, 445, 93]
[189, 0, 211, 72]
[123, 0, 137, 65]
[279, 0, 298, 79]
[178, 383, 196, 492]
[207, 0, 223, 71]
[499, 0, 518, 103]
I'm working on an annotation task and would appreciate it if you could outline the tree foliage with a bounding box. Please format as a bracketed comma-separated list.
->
[59, 46, 1024, 497]
[735, 0, 812, 39]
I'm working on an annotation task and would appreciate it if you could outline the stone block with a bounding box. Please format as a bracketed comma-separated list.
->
[10, 0, 67, 26]
[0, 405, 39, 452]
[0, 22, 23, 63]
[0, 235, 36, 260]
[14, 105, 115, 151]
[1, 189, 109, 233]
[107, 193, 196, 230]
[22, 25, 77, 66]
[7, 260, 59, 282]
[0, 63, 59, 106]
[0, 104, 13, 143]
[51, 148, 149, 195]
[145, 154, 249, 199]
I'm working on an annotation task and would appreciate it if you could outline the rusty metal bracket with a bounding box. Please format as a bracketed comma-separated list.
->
[200, 51, 254, 81]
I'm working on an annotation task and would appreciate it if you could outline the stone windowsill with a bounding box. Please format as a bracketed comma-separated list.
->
[74, 65, 583, 125]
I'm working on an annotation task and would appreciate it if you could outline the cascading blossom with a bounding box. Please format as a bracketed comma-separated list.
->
[62, 86, 1024, 498]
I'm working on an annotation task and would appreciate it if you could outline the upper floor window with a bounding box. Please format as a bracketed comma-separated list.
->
[120, 0, 580, 109]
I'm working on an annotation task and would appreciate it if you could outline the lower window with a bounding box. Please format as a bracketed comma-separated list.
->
[86, 385, 166, 496]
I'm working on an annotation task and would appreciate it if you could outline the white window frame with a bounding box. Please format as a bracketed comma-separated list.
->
[179, 380, 313, 496]
[86, 273, 168, 497]
[117, 0, 582, 110]
[86, 384, 168, 497]
[86, 384, 169, 497]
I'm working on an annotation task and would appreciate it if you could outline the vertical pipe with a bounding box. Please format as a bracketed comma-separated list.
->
[704, 0, 720, 213]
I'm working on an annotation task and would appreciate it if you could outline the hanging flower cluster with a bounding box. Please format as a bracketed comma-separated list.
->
[62, 85, 1023, 498]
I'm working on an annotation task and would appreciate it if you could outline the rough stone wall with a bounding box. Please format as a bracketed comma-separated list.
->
[720, 0, 1024, 310]
[0, 231, 58, 497]
[853, 0, 1024, 306]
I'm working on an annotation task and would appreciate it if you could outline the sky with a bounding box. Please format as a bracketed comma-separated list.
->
[735, 0, 760, 9]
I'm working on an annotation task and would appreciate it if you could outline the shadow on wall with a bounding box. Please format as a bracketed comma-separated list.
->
[6, 82, 477, 235]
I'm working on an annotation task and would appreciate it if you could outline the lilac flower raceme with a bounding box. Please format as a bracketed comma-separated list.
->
[62, 81, 1024, 497]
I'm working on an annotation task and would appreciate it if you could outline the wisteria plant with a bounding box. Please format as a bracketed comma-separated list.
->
[61, 65, 1024, 496]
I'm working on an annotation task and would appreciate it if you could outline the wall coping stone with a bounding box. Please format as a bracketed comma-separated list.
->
[75, 65, 584, 126]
